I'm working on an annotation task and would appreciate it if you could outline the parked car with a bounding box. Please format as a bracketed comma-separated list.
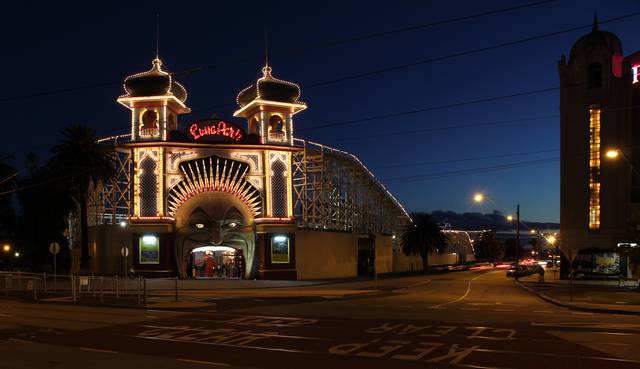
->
[506, 264, 542, 278]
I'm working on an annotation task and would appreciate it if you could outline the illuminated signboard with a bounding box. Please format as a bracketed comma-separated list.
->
[633, 65, 639, 84]
[187, 119, 245, 143]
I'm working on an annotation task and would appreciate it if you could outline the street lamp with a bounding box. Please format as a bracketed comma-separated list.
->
[2, 244, 10, 253]
[14, 252, 19, 258]
[471, 192, 521, 275]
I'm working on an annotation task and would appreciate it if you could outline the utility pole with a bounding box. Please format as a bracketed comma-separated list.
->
[515, 204, 520, 280]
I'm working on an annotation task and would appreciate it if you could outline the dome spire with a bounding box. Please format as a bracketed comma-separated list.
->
[155, 13, 160, 60]
[592, 11, 599, 32]
[264, 26, 269, 69]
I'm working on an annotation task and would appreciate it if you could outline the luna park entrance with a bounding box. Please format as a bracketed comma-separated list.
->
[188, 246, 245, 279]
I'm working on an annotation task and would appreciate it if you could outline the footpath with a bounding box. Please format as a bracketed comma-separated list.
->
[516, 267, 640, 316]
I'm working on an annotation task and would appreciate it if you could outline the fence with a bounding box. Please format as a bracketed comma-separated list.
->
[0, 272, 182, 306]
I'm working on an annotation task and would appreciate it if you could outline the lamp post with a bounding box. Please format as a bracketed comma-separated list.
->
[473, 193, 520, 275]
[606, 148, 637, 284]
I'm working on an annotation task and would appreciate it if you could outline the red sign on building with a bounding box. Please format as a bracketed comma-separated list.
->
[187, 119, 245, 142]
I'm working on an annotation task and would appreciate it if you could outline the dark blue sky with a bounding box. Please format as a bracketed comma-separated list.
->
[2, 0, 639, 222]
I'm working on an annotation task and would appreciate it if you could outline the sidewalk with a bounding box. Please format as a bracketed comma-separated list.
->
[516, 268, 640, 315]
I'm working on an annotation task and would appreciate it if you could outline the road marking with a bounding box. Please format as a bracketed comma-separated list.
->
[7, 338, 32, 344]
[80, 347, 118, 354]
[533, 310, 553, 314]
[176, 359, 230, 367]
[430, 272, 494, 308]
[460, 308, 480, 311]
[571, 312, 594, 315]
[494, 309, 515, 312]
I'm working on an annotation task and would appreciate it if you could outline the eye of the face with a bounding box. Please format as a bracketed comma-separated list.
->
[227, 222, 238, 229]
[195, 223, 205, 229]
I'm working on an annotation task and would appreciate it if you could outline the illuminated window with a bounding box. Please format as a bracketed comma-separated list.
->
[589, 106, 601, 229]
[271, 234, 290, 263]
[139, 235, 160, 264]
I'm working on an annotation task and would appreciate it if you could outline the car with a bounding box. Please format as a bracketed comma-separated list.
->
[506, 264, 542, 278]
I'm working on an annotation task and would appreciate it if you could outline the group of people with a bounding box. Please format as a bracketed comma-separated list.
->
[189, 252, 243, 279]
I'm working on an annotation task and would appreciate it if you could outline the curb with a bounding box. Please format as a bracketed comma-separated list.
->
[514, 280, 640, 316]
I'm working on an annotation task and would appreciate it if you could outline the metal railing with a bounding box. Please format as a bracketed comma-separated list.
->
[0, 272, 182, 306]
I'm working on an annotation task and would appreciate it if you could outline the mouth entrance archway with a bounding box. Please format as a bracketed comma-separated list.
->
[188, 246, 245, 279]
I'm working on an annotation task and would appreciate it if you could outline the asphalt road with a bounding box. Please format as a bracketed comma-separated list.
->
[1, 269, 639, 369]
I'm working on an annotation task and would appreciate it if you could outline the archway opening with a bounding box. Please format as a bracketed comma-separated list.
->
[187, 246, 245, 279]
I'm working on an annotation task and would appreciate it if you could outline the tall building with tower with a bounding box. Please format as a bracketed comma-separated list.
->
[559, 17, 640, 277]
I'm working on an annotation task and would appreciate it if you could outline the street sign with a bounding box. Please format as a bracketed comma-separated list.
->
[120, 247, 129, 257]
[560, 247, 579, 263]
[49, 242, 60, 255]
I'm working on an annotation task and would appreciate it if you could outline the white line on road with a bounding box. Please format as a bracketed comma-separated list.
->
[176, 359, 230, 367]
[7, 338, 32, 344]
[80, 347, 118, 354]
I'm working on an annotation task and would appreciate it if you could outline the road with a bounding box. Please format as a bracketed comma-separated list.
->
[1, 269, 639, 369]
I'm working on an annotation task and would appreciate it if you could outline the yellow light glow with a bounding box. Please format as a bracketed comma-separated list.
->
[530, 229, 536, 234]
[605, 149, 619, 159]
[589, 107, 601, 229]
[547, 235, 556, 244]
[473, 193, 484, 203]
[2, 244, 10, 252]
[506, 215, 513, 222]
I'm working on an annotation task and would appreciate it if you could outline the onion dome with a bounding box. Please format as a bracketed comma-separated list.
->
[569, 16, 622, 62]
[122, 58, 188, 102]
[237, 65, 301, 107]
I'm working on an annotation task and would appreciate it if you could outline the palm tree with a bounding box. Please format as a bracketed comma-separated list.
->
[49, 124, 115, 271]
[401, 213, 448, 273]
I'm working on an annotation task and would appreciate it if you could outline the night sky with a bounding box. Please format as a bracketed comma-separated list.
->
[2, 0, 639, 222]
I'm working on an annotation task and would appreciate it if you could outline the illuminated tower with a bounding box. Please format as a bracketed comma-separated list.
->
[118, 58, 190, 141]
[558, 17, 633, 269]
[118, 58, 190, 219]
[233, 64, 306, 145]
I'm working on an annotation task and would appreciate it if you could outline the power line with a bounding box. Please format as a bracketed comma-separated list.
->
[371, 148, 559, 170]
[0, 2, 556, 106]
[305, 11, 640, 89]
[324, 115, 559, 142]
[297, 86, 560, 132]
[382, 157, 559, 184]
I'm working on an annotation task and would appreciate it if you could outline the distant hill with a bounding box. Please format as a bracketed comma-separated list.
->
[426, 210, 559, 231]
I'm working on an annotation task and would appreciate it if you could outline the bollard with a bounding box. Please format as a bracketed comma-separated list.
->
[175, 276, 178, 302]
[143, 277, 147, 306]
[100, 276, 104, 303]
[92, 277, 96, 297]
[33, 279, 38, 301]
[136, 276, 141, 305]
[72, 275, 76, 302]
[115, 275, 119, 299]
[43, 272, 47, 293]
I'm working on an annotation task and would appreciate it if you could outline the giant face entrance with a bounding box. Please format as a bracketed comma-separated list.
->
[188, 246, 245, 279]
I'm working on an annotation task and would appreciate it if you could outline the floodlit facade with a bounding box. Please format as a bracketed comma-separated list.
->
[87, 58, 411, 279]
[559, 18, 640, 277]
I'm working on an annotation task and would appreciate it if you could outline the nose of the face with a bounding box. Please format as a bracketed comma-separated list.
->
[210, 224, 223, 245]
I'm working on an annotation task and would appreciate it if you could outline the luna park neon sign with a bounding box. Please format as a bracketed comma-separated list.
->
[188, 120, 245, 142]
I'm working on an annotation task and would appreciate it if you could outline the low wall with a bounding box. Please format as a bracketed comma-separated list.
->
[295, 230, 358, 280]
[375, 235, 393, 274]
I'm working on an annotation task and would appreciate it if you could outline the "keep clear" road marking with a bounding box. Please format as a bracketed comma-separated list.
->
[176, 359, 230, 367]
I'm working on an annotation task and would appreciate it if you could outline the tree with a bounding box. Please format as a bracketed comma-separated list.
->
[474, 231, 504, 263]
[401, 213, 448, 273]
[49, 124, 115, 272]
